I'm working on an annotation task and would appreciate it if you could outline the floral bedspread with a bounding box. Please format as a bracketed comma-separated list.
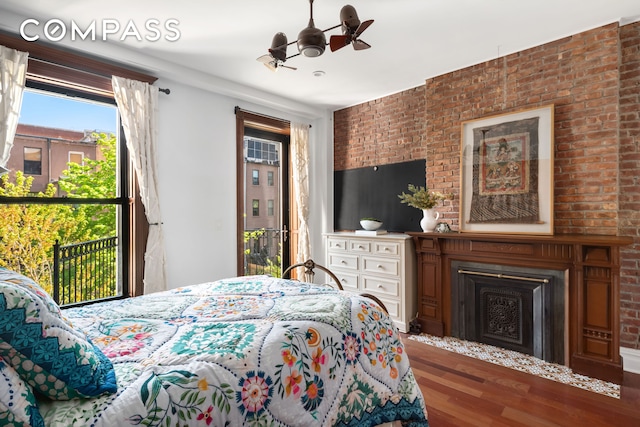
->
[38, 275, 429, 426]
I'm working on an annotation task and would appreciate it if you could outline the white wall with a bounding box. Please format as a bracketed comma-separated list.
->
[155, 76, 334, 288]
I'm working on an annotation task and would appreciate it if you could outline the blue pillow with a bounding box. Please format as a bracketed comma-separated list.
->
[0, 356, 44, 426]
[0, 268, 117, 400]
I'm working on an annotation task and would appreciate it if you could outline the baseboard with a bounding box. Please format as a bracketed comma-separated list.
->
[622, 347, 640, 374]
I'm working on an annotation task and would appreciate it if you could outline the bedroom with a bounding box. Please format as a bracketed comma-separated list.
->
[1, 0, 640, 425]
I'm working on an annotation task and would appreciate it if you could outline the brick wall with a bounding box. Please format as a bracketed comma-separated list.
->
[333, 22, 640, 349]
[333, 87, 427, 171]
[619, 22, 640, 348]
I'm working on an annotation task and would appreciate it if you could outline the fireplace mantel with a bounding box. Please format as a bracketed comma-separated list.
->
[408, 232, 633, 383]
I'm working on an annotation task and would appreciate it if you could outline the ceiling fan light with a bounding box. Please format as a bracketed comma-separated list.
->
[301, 45, 324, 57]
[297, 22, 326, 57]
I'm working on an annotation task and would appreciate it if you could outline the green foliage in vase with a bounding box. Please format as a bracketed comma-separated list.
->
[398, 184, 453, 209]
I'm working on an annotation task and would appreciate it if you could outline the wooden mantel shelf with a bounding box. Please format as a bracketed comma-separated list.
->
[407, 232, 633, 383]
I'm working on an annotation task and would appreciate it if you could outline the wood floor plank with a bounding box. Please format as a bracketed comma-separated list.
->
[401, 334, 640, 426]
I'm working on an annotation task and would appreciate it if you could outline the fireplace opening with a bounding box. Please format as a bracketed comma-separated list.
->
[451, 261, 566, 364]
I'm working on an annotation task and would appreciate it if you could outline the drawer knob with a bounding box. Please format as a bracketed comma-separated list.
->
[358, 245, 364, 249]
[341, 260, 347, 264]
[377, 284, 383, 288]
[377, 264, 383, 269]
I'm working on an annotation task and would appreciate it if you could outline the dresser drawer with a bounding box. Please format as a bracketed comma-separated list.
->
[362, 256, 399, 276]
[334, 271, 358, 292]
[349, 240, 371, 253]
[328, 253, 359, 271]
[327, 238, 348, 252]
[324, 232, 416, 334]
[373, 241, 401, 257]
[362, 275, 400, 298]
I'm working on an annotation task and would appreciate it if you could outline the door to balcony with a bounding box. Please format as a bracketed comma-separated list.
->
[235, 109, 291, 278]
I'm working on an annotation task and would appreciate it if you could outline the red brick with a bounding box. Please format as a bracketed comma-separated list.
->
[334, 21, 640, 348]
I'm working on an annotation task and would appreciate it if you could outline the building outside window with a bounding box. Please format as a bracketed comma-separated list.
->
[252, 169, 259, 185]
[268, 171, 274, 186]
[252, 199, 259, 216]
[68, 151, 84, 165]
[23, 147, 42, 175]
[268, 199, 274, 216]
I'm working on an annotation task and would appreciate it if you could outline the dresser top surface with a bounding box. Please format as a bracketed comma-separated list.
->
[325, 232, 412, 241]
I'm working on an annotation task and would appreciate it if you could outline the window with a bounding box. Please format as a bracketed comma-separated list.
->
[69, 151, 84, 165]
[2, 86, 122, 305]
[252, 170, 259, 185]
[268, 199, 274, 216]
[245, 137, 280, 165]
[0, 32, 158, 303]
[252, 199, 260, 216]
[23, 147, 42, 175]
[268, 171, 274, 186]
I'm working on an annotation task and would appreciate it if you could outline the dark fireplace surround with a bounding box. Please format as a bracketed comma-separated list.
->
[450, 261, 566, 364]
[408, 232, 632, 383]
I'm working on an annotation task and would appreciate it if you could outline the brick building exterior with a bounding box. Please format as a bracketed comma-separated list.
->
[7, 124, 102, 194]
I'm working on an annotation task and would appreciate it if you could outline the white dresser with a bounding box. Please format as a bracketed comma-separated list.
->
[324, 232, 417, 332]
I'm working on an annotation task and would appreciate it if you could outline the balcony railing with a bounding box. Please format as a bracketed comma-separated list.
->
[53, 236, 118, 306]
[244, 228, 281, 277]
[49, 229, 278, 306]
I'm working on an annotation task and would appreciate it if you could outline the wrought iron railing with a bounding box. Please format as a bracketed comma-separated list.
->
[244, 228, 281, 277]
[53, 236, 118, 306]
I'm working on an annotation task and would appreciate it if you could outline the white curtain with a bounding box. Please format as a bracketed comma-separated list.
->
[0, 45, 28, 171]
[291, 122, 311, 262]
[112, 75, 167, 294]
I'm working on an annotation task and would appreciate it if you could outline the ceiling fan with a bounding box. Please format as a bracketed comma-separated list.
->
[256, 0, 373, 72]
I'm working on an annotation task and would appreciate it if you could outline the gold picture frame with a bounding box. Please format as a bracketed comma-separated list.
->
[459, 104, 554, 234]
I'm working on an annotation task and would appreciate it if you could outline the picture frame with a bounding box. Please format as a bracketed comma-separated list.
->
[459, 104, 554, 235]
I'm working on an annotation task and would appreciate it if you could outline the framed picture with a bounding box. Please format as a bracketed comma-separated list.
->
[459, 104, 554, 235]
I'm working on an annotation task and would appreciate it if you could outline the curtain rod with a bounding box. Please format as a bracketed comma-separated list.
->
[234, 106, 311, 128]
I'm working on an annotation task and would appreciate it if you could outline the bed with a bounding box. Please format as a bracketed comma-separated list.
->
[0, 268, 429, 426]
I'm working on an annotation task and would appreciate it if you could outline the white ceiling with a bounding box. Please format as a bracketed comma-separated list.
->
[1, 0, 639, 111]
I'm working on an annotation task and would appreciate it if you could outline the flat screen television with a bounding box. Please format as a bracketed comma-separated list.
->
[334, 159, 426, 232]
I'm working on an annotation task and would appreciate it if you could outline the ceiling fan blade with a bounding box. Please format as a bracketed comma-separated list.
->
[329, 34, 350, 52]
[352, 39, 371, 51]
[257, 54, 273, 63]
[354, 19, 373, 37]
[262, 61, 277, 72]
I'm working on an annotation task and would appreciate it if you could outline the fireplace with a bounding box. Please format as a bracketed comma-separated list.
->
[450, 261, 566, 364]
[408, 232, 632, 383]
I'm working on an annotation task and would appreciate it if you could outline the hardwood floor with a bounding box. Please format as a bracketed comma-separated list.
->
[401, 334, 640, 426]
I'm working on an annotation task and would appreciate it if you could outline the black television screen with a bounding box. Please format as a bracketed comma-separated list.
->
[334, 159, 427, 232]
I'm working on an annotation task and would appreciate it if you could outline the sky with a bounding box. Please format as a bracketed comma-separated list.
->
[18, 89, 117, 134]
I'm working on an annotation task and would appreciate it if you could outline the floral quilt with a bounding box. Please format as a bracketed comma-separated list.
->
[37, 275, 429, 426]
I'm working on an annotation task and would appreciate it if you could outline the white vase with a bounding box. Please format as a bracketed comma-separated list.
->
[420, 208, 440, 232]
